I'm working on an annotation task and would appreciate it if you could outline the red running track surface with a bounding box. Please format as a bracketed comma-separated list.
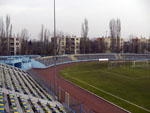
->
[29, 62, 129, 113]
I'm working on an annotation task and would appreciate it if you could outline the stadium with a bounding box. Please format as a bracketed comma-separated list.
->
[0, 0, 149, 113]
[0, 53, 150, 113]
[30, 53, 150, 113]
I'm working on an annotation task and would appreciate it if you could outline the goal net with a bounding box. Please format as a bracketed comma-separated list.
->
[132, 60, 149, 68]
[108, 61, 125, 69]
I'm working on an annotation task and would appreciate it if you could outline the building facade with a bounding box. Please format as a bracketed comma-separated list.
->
[97, 36, 123, 53]
[139, 38, 150, 53]
[131, 38, 140, 53]
[51, 36, 80, 55]
[97, 37, 106, 53]
[2, 37, 21, 55]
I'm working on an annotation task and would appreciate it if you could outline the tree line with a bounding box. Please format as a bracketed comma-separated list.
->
[0, 15, 149, 56]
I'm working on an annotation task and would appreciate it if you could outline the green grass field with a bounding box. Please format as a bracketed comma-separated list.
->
[59, 61, 150, 113]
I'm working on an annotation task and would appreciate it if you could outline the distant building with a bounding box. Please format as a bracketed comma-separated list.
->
[97, 36, 123, 53]
[97, 37, 105, 53]
[110, 38, 124, 53]
[123, 41, 131, 53]
[120, 38, 124, 52]
[3, 37, 21, 55]
[131, 38, 140, 53]
[124, 37, 150, 53]
[51, 36, 80, 55]
[139, 38, 150, 53]
[104, 37, 111, 53]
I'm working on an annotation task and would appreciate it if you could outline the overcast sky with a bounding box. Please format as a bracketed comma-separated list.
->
[0, 0, 149, 40]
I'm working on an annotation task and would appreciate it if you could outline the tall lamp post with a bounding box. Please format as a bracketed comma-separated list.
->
[54, 0, 57, 96]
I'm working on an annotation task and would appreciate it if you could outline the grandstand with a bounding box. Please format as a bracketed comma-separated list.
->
[121, 53, 150, 61]
[35, 54, 150, 67]
[0, 63, 66, 113]
[36, 56, 73, 66]
[74, 54, 117, 61]
[36, 54, 117, 67]
[35, 54, 150, 68]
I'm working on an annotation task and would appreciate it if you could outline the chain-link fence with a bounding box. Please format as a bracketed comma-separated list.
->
[29, 70, 94, 113]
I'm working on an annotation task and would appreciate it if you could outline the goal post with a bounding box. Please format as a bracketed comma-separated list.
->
[108, 61, 125, 69]
[132, 60, 149, 68]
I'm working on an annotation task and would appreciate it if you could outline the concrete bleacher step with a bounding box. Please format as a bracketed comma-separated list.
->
[0, 63, 65, 113]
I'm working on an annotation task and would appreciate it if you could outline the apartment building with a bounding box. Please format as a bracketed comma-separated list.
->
[131, 38, 140, 53]
[97, 36, 124, 53]
[104, 37, 111, 53]
[51, 36, 80, 55]
[97, 37, 105, 53]
[110, 38, 124, 53]
[3, 37, 21, 55]
[139, 38, 150, 53]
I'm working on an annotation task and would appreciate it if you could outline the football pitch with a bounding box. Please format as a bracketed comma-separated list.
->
[59, 61, 150, 113]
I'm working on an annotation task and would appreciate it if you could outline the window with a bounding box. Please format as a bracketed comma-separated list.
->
[11, 48, 14, 51]
[11, 52, 14, 55]
[16, 47, 20, 51]
[10, 43, 14, 46]
[16, 43, 19, 46]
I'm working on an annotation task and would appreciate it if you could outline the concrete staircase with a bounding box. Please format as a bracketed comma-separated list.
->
[115, 54, 123, 60]
[69, 55, 78, 61]
[115, 54, 119, 60]
[118, 54, 123, 60]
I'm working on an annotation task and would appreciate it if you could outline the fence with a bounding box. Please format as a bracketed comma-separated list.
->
[29, 66, 95, 113]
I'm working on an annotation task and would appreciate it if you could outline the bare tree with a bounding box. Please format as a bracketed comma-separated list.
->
[21, 29, 29, 55]
[116, 19, 121, 52]
[6, 15, 10, 38]
[109, 19, 116, 52]
[39, 24, 51, 55]
[81, 18, 88, 38]
[40, 24, 44, 42]
[0, 18, 5, 37]
[9, 24, 12, 38]
[0, 18, 5, 54]
[43, 29, 50, 55]
[109, 19, 121, 53]
[39, 24, 44, 55]
[6, 15, 11, 55]
[81, 18, 89, 54]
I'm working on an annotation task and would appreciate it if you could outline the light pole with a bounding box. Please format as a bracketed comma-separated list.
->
[54, 0, 57, 96]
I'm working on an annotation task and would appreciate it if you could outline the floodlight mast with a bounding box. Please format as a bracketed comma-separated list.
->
[54, 0, 57, 95]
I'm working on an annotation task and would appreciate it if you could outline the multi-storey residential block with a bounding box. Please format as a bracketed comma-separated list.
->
[2, 37, 21, 55]
[51, 36, 80, 55]
[97, 36, 123, 53]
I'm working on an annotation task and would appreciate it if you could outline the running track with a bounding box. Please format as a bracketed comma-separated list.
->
[29, 62, 129, 113]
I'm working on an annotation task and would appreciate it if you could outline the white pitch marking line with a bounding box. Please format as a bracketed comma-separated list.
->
[64, 73, 150, 112]
[98, 70, 150, 80]
[74, 69, 150, 80]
